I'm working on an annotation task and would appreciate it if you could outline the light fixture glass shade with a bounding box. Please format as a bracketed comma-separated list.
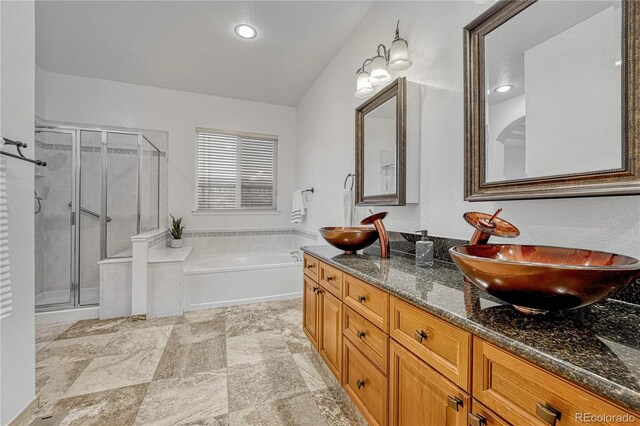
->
[388, 38, 412, 71]
[369, 55, 391, 86]
[355, 70, 375, 98]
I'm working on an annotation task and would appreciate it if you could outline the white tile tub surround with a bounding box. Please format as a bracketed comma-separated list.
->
[182, 228, 317, 255]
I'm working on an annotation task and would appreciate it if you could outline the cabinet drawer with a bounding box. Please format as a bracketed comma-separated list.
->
[319, 262, 343, 298]
[473, 338, 639, 426]
[343, 306, 389, 373]
[303, 254, 319, 281]
[469, 400, 509, 426]
[389, 296, 471, 391]
[343, 274, 389, 332]
[343, 338, 388, 426]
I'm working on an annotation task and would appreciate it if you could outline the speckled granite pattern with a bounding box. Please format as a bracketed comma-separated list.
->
[301, 245, 640, 413]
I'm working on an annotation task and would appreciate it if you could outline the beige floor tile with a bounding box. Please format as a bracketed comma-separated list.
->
[36, 322, 75, 344]
[225, 304, 281, 337]
[228, 393, 327, 426]
[227, 355, 308, 412]
[65, 349, 163, 397]
[49, 383, 148, 426]
[36, 334, 114, 368]
[55, 318, 126, 340]
[135, 369, 228, 425]
[153, 336, 226, 380]
[292, 352, 337, 392]
[226, 330, 290, 367]
[281, 327, 312, 354]
[312, 386, 367, 426]
[36, 360, 92, 414]
[100, 325, 172, 356]
[170, 318, 226, 345]
[182, 307, 226, 323]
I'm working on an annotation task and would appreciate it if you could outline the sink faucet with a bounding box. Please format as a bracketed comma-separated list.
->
[361, 211, 390, 258]
[463, 208, 520, 245]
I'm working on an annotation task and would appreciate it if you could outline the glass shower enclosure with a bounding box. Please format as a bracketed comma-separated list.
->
[34, 124, 161, 311]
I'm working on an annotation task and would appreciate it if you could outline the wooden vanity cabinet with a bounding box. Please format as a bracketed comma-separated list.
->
[302, 254, 640, 426]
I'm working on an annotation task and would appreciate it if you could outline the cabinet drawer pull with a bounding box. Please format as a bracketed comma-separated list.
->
[447, 396, 463, 412]
[306, 264, 315, 269]
[356, 379, 365, 389]
[313, 286, 319, 294]
[326, 275, 334, 282]
[414, 329, 429, 343]
[356, 330, 366, 339]
[468, 413, 487, 426]
[357, 295, 366, 303]
[536, 403, 561, 426]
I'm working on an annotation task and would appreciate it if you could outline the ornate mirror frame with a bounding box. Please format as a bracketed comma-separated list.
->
[355, 77, 407, 206]
[464, 0, 639, 201]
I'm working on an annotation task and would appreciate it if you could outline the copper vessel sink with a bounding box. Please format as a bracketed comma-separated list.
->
[319, 227, 379, 254]
[450, 244, 640, 314]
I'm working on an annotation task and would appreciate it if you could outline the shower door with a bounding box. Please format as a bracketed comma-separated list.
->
[34, 129, 76, 309]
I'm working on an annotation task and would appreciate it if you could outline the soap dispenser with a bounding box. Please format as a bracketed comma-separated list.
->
[415, 230, 434, 267]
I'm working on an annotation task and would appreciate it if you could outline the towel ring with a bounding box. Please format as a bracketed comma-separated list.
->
[344, 173, 355, 190]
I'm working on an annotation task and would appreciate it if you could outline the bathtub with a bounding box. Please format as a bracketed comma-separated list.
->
[183, 251, 303, 310]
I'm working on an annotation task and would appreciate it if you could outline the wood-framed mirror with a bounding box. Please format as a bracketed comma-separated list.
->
[355, 77, 406, 206]
[464, 0, 639, 201]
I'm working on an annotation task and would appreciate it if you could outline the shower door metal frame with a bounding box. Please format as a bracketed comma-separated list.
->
[35, 123, 162, 312]
[33, 128, 78, 311]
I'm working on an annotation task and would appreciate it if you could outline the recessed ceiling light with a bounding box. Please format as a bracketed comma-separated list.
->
[235, 24, 257, 39]
[615, 59, 622, 67]
[495, 84, 513, 93]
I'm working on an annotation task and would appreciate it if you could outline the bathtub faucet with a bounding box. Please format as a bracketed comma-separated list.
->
[290, 251, 303, 262]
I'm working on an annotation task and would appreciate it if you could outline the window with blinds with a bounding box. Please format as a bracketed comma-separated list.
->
[196, 129, 277, 210]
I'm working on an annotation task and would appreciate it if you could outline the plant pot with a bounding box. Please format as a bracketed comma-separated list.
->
[170, 238, 183, 248]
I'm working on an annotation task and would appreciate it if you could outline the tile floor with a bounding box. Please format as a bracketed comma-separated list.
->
[30, 299, 366, 426]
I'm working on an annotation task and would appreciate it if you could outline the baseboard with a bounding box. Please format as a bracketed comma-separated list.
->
[185, 291, 302, 311]
[8, 396, 38, 426]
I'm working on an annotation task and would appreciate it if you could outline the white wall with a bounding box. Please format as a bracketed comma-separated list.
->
[295, 1, 640, 258]
[36, 69, 297, 231]
[1, 1, 37, 423]
[525, 6, 621, 177]
[487, 94, 525, 181]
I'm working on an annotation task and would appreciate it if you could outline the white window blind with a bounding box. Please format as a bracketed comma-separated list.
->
[197, 129, 277, 210]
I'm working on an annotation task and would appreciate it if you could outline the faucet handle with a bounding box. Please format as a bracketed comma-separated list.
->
[464, 209, 519, 245]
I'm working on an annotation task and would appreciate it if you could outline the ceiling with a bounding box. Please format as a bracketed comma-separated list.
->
[35, 1, 373, 106]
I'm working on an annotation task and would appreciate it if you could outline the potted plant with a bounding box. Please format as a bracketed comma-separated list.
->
[168, 214, 185, 248]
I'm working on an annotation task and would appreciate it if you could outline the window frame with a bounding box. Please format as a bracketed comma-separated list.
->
[194, 127, 278, 212]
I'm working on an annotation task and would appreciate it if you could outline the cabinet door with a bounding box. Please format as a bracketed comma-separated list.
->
[303, 275, 319, 348]
[319, 288, 342, 381]
[389, 340, 469, 426]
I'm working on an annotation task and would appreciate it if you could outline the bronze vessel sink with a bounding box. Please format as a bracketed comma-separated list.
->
[319, 227, 379, 254]
[450, 244, 640, 314]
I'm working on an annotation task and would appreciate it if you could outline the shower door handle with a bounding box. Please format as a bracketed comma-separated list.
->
[70, 211, 75, 226]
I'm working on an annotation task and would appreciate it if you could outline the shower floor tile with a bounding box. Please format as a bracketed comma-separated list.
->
[31, 298, 365, 426]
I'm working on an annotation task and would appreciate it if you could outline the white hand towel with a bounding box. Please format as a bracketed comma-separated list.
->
[291, 190, 307, 224]
[0, 154, 12, 320]
[343, 188, 356, 227]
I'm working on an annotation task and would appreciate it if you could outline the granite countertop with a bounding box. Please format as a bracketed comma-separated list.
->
[301, 245, 640, 413]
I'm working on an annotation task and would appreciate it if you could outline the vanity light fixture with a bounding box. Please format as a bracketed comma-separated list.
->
[495, 84, 513, 93]
[234, 24, 257, 39]
[354, 20, 412, 98]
